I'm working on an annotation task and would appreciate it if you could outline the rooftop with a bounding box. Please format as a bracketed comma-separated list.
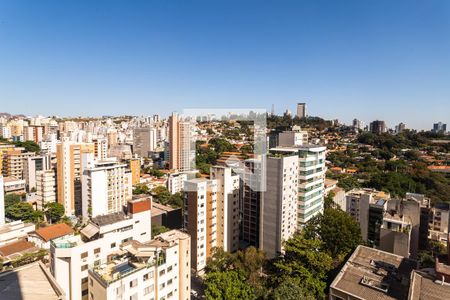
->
[34, 223, 74, 242]
[0, 240, 38, 260]
[0, 262, 65, 300]
[330, 245, 416, 300]
[409, 271, 450, 300]
[91, 212, 127, 227]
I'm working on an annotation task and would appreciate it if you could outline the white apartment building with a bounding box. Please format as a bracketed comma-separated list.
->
[88, 230, 191, 300]
[184, 178, 217, 273]
[166, 172, 187, 194]
[271, 145, 326, 224]
[51, 198, 152, 300]
[35, 170, 57, 210]
[210, 166, 240, 253]
[93, 138, 108, 160]
[23, 154, 51, 192]
[81, 157, 132, 219]
[261, 154, 299, 258]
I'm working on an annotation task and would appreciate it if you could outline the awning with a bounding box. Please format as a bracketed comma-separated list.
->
[81, 223, 99, 239]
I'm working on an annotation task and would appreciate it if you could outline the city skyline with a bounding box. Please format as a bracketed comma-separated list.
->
[0, 1, 449, 130]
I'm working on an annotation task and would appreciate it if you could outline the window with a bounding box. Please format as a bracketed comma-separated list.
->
[81, 289, 88, 296]
[94, 248, 100, 254]
[81, 264, 88, 271]
[110, 242, 116, 248]
[81, 277, 88, 284]
[167, 266, 173, 272]
[81, 252, 88, 259]
[159, 269, 165, 276]
[129, 279, 137, 288]
[144, 287, 151, 295]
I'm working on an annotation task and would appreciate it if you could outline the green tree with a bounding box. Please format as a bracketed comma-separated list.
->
[204, 270, 254, 300]
[273, 232, 333, 299]
[305, 208, 363, 259]
[271, 277, 315, 300]
[6, 202, 34, 221]
[44, 202, 65, 224]
[133, 184, 150, 195]
[152, 225, 170, 237]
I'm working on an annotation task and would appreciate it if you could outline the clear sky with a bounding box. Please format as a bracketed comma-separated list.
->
[0, 0, 449, 130]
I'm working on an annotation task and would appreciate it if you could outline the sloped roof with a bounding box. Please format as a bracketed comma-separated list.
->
[34, 223, 74, 242]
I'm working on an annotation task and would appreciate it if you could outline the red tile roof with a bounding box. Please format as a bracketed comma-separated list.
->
[34, 223, 74, 242]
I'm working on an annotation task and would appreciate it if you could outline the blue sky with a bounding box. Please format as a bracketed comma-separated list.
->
[0, 0, 449, 129]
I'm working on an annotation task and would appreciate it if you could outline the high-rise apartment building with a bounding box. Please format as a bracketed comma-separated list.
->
[239, 159, 263, 248]
[296, 102, 306, 118]
[352, 119, 365, 131]
[23, 154, 51, 192]
[369, 120, 387, 134]
[271, 145, 326, 225]
[2, 149, 34, 179]
[50, 198, 152, 300]
[23, 125, 44, 143]
[277, 126, 308, 147]
[210, 166, 240, 253]
[129, 158, 141, 185]
[35, 170, 57, 210]
[133, 127, 157, 158]
[395, 122, 406, 134]
[432, 122, 447, 133]
[183, 178, 218, 273]
[81, 157, 132, 219]
[168, 113, 193, 172]
[92, 138, 108, 160]
[261, 155, 299, 258]
[56, 140, 95, 216]
[88, 230, 191, 300]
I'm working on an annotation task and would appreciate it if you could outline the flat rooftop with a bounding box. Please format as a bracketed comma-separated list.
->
[330, 245, 416, 300]
[91, 212, 127, 226]
[0, 262, 65, 300]
[409, 271, 450, 300]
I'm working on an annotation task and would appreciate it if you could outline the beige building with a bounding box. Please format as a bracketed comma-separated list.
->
[210, 166, 240, 253]
[56, 140, 95, 216]
[36, 170, 57, 210]
[2, 148, 34, 179]
[168, 114, 192, 172]
[184, 178, 217, 273]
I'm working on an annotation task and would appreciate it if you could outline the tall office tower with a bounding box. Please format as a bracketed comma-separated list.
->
[240, 159, 263, 248]
[271, 144, 326, 225]
[168, 113, 192, 172]
[56, 140, 95, 216]
[51, 198, 152, 300]
[395, 122, 406, 134]
[23, 154, 51, 192]
[133, 127, 157, 158]
[23, 125, 44, 143]
[81, 157, 132, 219]
[35, 170, 57, 210]
[0, 175, 4, 226]
[88, 230, 191, 300]
[296, 102, 306, 118]
[369, 120, 387, 134]
[210, 166, 241, 253]
[92, 138, 108, 160]
[2, 149, 34, 179]
[184, 178, 218, 274]
[261, 154, 299, 258]
[432, 122, 447, 133]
